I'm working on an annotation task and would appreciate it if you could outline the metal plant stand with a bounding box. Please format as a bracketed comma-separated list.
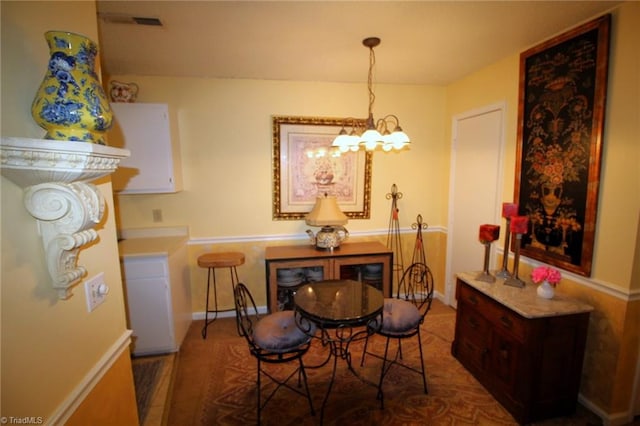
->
[386, 184, 404, 286]
[411, 214, 428, 266]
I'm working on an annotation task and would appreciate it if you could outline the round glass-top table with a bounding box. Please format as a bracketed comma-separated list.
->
[294, 279, 384, 424]
[294, 279, 384, 328]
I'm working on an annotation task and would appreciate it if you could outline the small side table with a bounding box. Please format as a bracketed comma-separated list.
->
[197, 251, 245, 338]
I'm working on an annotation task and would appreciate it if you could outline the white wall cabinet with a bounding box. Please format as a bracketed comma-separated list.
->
[121, 241, 192, 356]
[110, 103, 183, 194]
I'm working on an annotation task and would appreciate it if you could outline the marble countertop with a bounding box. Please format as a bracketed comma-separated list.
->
[456, 271, 594, 319]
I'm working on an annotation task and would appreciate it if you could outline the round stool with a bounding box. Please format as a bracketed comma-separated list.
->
[198, 251, 245, 339]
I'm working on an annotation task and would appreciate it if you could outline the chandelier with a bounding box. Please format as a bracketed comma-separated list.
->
[332, 37, 410, 152]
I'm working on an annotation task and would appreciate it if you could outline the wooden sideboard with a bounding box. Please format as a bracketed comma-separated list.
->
[452, 272, 593, 424]
[265, 241, 392, 312]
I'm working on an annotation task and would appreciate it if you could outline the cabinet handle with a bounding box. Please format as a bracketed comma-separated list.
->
[467, 295, 478, 306]
[500, 315, 512, 328]
[499, 342, 510, 360]
[467, 317, 478, 329]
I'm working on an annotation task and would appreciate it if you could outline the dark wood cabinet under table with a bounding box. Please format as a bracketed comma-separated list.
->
[452, 272, 593, 425]
[265, 241, 392, 312]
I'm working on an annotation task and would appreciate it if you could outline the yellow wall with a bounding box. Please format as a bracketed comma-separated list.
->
[447, 2, 640, 419]
[1, 1, 137, 423]
[106, 75, 450, 302]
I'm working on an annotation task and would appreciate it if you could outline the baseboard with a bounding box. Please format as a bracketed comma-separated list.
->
[47, 330, 133, 425]
[192, 305, 267, 321]
[578, 394, 634, 426]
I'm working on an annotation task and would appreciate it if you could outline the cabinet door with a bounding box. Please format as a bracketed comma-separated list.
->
[268, 259, 331, 311]
[454, 302, 491, 374]
[333, 254, 391, 296]
[125, 277, 174, 355]
[110, 103, 181, 194]
[490, 329, 521, 394]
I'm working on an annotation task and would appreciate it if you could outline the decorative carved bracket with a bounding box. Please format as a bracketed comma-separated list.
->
[1, 137, 129, 299]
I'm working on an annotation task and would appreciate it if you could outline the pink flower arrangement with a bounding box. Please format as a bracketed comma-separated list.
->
[531, 266, 562, 286]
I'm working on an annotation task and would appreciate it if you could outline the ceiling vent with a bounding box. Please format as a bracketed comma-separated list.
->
[98, 13, 163, 27]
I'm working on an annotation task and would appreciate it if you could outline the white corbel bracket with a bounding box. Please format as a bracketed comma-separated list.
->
[1, 137, 129, 299]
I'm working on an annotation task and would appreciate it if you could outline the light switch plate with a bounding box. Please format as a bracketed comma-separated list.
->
[84, 272, 108, 312]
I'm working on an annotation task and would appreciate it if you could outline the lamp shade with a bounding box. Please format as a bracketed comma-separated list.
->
[305, 194, 348, 226]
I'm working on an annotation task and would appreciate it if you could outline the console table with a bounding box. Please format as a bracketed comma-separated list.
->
[265, 241, 392, 312]
[451, 271, 593, 424]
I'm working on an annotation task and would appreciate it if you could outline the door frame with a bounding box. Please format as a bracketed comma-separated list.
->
[444, 102, 507, 307]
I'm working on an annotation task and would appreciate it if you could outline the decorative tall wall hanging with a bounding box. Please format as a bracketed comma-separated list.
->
[514, 14, 610, 277]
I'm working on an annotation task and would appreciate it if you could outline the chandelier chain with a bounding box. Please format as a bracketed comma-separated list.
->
[367, 45, 376, 119]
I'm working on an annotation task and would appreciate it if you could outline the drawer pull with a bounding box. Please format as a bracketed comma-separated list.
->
[500, 315, 513, 328]
[467, 317, 478, 329]
[467, 295, 479, 306]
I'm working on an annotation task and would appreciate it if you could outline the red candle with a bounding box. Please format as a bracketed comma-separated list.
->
[502, 202, 519, 218]
[479, 224, 500, 243]
[510, 215, 529, 234]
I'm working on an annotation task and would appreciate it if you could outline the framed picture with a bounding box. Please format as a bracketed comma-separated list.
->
[272, 115, 371, 220]
[514, 14, 610, 277]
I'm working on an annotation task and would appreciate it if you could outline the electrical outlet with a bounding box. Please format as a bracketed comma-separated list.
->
[84, 272, 109, 312]
[152, 209, 163, 222]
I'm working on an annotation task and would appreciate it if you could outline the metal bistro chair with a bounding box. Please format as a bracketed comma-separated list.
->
[233, 283, 316, 425]
[360, 262, 434, 408]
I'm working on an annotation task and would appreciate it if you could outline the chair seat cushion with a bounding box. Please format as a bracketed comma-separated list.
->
[381, 298, 421, 335]
[253, 311, 314, 353]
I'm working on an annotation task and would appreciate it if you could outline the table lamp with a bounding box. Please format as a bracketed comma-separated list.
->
[305, 194, 349, 250]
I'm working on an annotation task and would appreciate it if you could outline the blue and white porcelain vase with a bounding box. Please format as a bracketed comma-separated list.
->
[31, 31, 113, 144]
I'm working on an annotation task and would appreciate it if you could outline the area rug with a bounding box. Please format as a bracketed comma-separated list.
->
[199, 312, 518, 426]
[132, 357, 164, 424]
[169, 304, 602, 426]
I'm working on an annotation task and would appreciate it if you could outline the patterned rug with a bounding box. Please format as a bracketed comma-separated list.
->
[168, 304, 602, 426]
[198, 312, 517, 426]
[132, 357, 164, 424]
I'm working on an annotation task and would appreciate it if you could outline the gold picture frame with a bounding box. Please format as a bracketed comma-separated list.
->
[272, 115, 371, 220]
[514, 15, 610, 277]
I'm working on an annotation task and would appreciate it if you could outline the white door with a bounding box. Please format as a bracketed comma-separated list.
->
[445, 103, 505, 306]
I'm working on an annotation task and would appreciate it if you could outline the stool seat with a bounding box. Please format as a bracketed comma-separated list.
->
[198, 252, 245, 268]
[198, 251, 245, 339]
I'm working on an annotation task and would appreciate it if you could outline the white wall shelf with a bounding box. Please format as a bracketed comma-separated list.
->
[1, 137, 130, 299]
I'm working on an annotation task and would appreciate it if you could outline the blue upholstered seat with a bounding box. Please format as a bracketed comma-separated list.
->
[253, 311, 316, 353]
[381, 298, 422, 335]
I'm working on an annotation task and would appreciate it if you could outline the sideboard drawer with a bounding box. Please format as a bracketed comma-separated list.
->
[458, 281, 526, 342]
[483, 298, 527, 343]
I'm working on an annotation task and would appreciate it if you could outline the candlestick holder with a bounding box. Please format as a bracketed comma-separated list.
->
[504, 233, 525, 288]
[495, 217, 511, 279]
[476, 241, 495, 283]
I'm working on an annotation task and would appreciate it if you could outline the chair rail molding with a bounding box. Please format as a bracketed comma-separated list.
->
[1, 137, 129, 299]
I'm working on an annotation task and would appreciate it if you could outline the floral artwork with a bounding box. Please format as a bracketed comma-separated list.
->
[288, 133, 358, 204]
[514, 15, 610, 277]
[272, 116, 371, 220]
